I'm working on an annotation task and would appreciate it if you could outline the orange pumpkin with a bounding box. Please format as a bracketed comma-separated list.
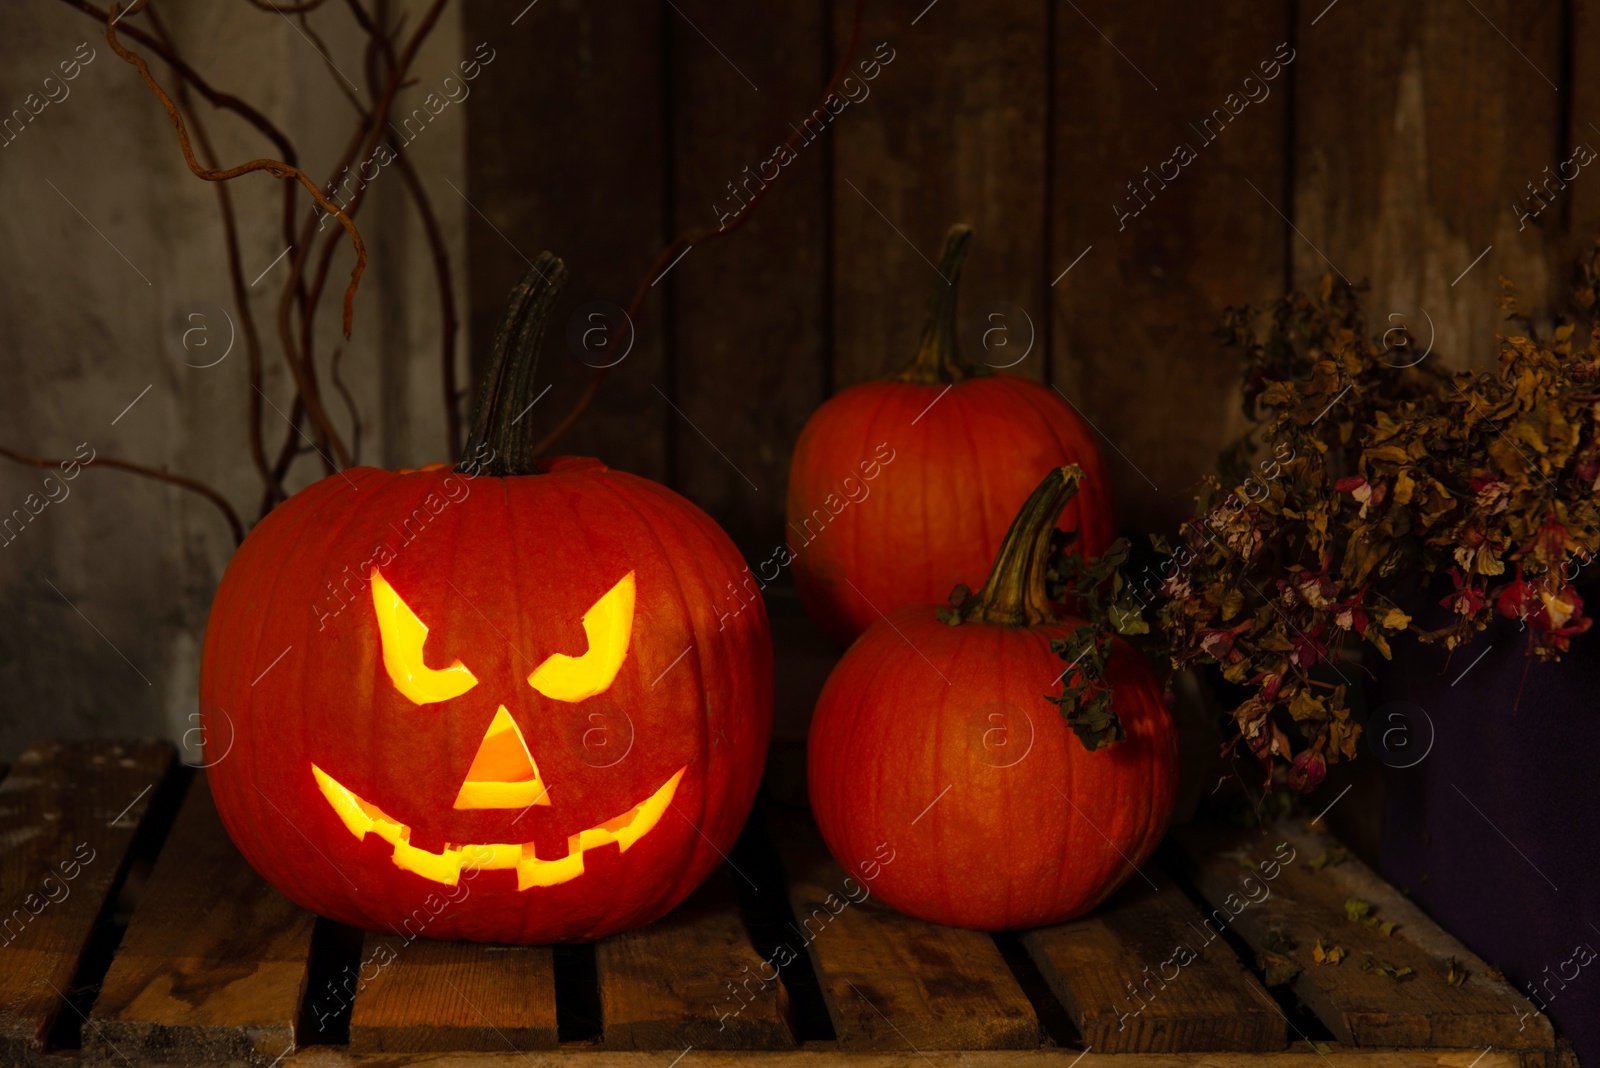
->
[200, 255, 772, 943]
[786, 225, 1114, 645]
[806, 467, 1176, 930]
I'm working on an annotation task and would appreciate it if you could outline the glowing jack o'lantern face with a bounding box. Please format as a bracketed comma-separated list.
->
[310, 568, 688, 891]
[198, 456, 773, 944]
[200, 261, 771, 943]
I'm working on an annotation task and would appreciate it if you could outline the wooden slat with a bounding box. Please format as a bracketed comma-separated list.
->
[1021, 877, 1285, 1052]
[1169, 821, 1554, 1049]
[88, 773, 316, 1066]
[668, 0, 829, 552]
[348, 935, 557, 1054]
[596, 866, 794, 1050]
[463, 0, 667, 480]
[1051, 1, 1289, 533]
[1292, 0, 1563, 372]
[281, 1043, 1531, 1068]
[0, 740, 173, 1062]
[1569, 0, 1600, 254]
[832, 0, 1050, 387]
[768, 809, 1038, 1051]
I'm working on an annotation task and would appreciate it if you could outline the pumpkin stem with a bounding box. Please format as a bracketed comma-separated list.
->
[954, 466, 1084, 627]
[891, 223, 986, 384]
[458, 253, 569, 477]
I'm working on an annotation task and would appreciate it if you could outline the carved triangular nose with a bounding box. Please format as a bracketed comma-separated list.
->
[453, 706, 551, 810]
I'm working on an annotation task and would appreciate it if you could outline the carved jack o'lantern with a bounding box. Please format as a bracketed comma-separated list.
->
[200, 255, 773, 943]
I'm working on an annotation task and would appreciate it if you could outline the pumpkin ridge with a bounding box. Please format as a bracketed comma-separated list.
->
[926, 618, 969, 917]
[508, 470, 619, 907]
[587, 470, 722, 918]
[871, 619, 923, 877]
[814, 620, 883, 871]
[355, 473, 470, 859]
[848, 386, 901, 627]
[277, 468, 391, 911]
[831, 624, 887, 857]
[1002, 624, 1050, 917]
[236, 463, 377, 908]
[524, 473, 617, 933]
[495, 470, 529, 906]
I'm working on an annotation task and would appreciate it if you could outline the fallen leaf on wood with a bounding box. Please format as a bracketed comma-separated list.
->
[1360, 958, 1414, 981]
[1314, 939, 1347, 965]
[1259, 950, 1303, 987]
[1262, 929, 1294, 954]
[1308, 848, 1348, 871]
[1344, 897, 1397, 936]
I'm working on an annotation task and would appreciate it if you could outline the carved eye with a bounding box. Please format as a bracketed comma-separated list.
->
[370, 568, 478, 705]
[528, 572, 635, 703]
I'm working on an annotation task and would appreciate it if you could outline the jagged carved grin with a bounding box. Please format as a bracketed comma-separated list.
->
[312, 763, 686, 890]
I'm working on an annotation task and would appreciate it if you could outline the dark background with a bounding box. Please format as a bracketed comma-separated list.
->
[463, 0, 1579, 554]
[2, 0, 1587, 753]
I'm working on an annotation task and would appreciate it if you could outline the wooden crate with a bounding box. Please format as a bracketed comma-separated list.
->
[0, 740, 1569, 1068]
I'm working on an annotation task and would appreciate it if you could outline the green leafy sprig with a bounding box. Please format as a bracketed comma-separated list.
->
[1045, 531, 1133, 750]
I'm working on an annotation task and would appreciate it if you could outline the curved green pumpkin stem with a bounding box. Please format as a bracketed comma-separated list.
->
[458, 253, 569, 477]
[891, 223, 987, 385]
[953, 465, 1084, 627]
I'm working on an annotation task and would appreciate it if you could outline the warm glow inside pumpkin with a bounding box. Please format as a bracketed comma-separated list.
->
[306, 568, 688, 891]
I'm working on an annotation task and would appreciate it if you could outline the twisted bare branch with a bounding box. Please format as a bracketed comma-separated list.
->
[106, 2, 367, 343]
[0, 445, 244, 545]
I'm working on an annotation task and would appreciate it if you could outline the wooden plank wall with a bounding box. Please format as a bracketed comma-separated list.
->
[669, 0, 830, 549]
[1293, 0, 1566, 372]
[465, 0, 668, 485]
[1051, 2, 1289, 532]
[466, 0, 1580, 547]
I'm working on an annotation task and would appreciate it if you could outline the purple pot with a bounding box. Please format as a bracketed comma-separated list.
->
[1374, 609, 1599, 1062]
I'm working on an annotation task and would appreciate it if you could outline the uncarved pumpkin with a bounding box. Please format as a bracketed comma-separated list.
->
[787, 225, 1115, 646]
[200, 255, 772, 943]
[807, 467, 1176, 930]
